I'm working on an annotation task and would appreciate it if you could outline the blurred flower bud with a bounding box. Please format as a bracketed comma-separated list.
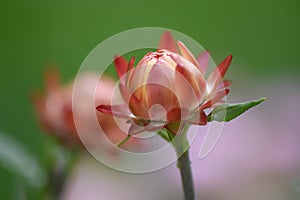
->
[32, 69, 134, 150]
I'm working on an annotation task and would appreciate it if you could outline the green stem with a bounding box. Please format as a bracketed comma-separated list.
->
[177, 149, 195, 200]
[167, 124, 195, 200]
[117, 135, 132, 147]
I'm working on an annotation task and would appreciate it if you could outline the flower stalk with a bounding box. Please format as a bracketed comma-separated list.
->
[169, 124, 195, 200]
[177, 149, 195, 200]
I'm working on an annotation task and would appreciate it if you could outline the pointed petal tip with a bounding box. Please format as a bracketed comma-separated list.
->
[96, 104, 109, 113]
[158, 31, 178, 53]
[128, 57, 135, 68]
[222, 88, 230, 96]
[226, 55, 233, 62]
[177, 41, 200, 68]
[113, 55, 128, 78]
[162, 31, 172, 37]
[96, 104, 133, 119]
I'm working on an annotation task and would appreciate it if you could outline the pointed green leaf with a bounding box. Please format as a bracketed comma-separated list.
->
[207, 98, 266, 122]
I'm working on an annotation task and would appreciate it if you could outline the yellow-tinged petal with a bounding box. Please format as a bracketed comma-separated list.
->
[177, 41, 200, 69]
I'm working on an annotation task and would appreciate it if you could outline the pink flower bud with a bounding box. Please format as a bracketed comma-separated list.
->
[97, 32, 232, 135]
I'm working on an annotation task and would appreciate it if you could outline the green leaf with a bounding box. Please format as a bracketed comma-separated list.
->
[157, 129, 171, 142]
[0, 131, 46, 189]
[207, 98, 266, 122]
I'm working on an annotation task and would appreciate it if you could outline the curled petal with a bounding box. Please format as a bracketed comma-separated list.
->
[197, 51, 210, 75]
[146, 83, 179, 114]
[175, 65, 202, 109]
[176, 64, 205, 102]
[201, 89, 230, 110]
[128, 94, 149, 119]
[158, 31, 178, 54]
[177, 41, 200, 69]
[170, 55, 206, 94]
[207, 55, 233, 89]
[114, 56, 128, 79]
[96, 104, 131, 119]
[128, 63, 153, 101]
[167, 108, 182, 122]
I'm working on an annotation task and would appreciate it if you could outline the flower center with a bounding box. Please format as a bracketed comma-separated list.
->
[153, 53, 163, 59]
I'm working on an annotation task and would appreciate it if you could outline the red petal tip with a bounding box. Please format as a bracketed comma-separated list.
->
[96, 105, 111, 114]
[114, 55, 128, 79]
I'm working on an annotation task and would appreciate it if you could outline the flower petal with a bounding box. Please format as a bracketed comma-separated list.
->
[201, 89, 230, 110]
[119, 83, 131, 105]
[170, 54, 206, 94]
[188, 110, 207, 125]
[96, 104, 131, 119]
[197, 51, 210, 75]
[167, 108, 182, 122]
[128, 123, 146, 135]
[45, 68, 61, 92]
[176, 64, 205, 100]
[128, 122, 164, 135]
[216, 80, 232, 91]
[128, 94, 149, 119]
[177, 41, 200, 69]
[146, 62, 180, 113]
[158, 31, 178, 54]
[217, 55, 232, 78]
[207, 55, 233, 89]
[126, 57, 135, 86]
[174, 65, 201, 109]
[114, 55, 128, 79]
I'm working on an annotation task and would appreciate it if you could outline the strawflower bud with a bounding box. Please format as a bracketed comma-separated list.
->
[97, 32, 232, 135]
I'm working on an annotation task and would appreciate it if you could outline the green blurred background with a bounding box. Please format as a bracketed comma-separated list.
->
[0, 0, 299, 199]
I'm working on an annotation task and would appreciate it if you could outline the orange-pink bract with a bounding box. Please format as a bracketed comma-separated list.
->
[97, 32, 232, 135]
[32, 69, 130, 147]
